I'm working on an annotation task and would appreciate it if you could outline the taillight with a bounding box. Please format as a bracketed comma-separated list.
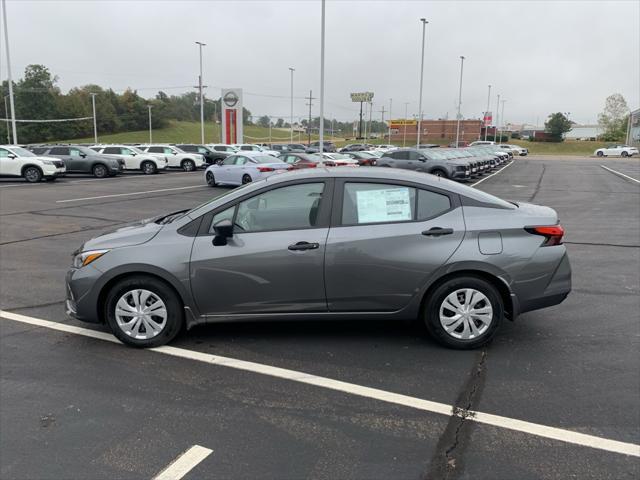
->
[257, 167, 274, 172]
[525, 225, 565, 246]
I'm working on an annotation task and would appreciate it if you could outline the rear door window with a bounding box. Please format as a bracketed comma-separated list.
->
[50, 147, 70, 155]
[342, 183, 416, 225]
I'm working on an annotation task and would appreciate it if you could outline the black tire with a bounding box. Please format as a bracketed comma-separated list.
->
[92, 163, 109, 178]
[242, 174, 252, 184]
[430, 169, 448, 179]
[182, 159, 196, 172]
[104, 275, 183, 348]
[621, 151, 629, 157]
[206, 171, 216, 187]
[141, 161, 157, 175]
[424, 275, 503, 349]
[23, 166, 43, 183]
[596, 151, 604, 157]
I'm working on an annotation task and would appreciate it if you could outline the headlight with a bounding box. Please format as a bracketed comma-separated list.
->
[73, 249, 109, 268]
[41, 160, 54, 165]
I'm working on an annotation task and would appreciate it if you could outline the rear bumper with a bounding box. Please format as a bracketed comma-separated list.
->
[519, 252, 572, 315]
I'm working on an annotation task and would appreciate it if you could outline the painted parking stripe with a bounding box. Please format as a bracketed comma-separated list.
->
[1, 310, 638, 458]
[600, 165, 640, 184]
[470, 160, 514, 187]
[153, 445, 213, 480]
[55, 185, 208, 203]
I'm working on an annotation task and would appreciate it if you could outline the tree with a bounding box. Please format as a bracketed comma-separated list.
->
[544, 112, 572, 141]
[598, 93, 629, 141]
[257, 115, 271, 128]
[275, 118, 284, 128]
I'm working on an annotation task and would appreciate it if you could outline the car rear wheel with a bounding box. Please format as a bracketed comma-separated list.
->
[23, 166, 43, 183]
[596, 151, 604, 157]
[182, 159, 196, 171]
[621, 151, 629, 157]
[93, 164, 108, 178]
[424, 276, 503, 349]
[206, 171, 216, 186]
[105, 275, 183, 348]
[141, 161, 157, 175]
[242, 174, 252, 184]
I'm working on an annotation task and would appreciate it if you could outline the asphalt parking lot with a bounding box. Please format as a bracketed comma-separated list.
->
[1, 157, 639, 479]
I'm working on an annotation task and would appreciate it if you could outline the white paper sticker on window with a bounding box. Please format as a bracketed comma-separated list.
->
[356, 187, 412, 223]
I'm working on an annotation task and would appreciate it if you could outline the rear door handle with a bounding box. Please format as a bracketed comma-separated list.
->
[422, 227, 454, 237]
[288, 241, 320, 251]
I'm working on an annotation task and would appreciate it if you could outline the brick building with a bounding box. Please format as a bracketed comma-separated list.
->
[388, 119, 482, 143]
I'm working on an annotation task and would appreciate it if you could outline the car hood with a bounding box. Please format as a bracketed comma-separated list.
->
[80, 216, 164, 252]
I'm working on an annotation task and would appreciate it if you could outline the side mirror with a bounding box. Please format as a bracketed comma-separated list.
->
[8, 154, 16, 159]
[419, 156, 427, 162]
[212, 219, 233, 246]
[80, 153, 87, 158]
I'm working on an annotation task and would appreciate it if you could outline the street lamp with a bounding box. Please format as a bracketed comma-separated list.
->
[416, 18, 428, 148]
[403, 102, 409, 147]
[2, 0, 18, 144]
[495, 93, 500, 143]
[455, 55, 465, 148]
[318, 0, 326, 152]
[148, 105, 153, 143]
[90, 93, 98, 144]
[289, 67, 295, 142]
[3, 95, 10, 144]
[484, 84, 491, 141]
[388, 98, 392, 142]
[500, 99, 506, 144]
[195, 41, 206, 144]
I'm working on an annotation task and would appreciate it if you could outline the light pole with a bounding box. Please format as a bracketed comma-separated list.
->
[403, 102, 409, 147]
[3, 96, 10, 144]
[289, 67, 295, 142]
[318, 0, 326, 152]
[90, 93, 98, 143]
[455, 55, 465, 148]
[495, 93, 500, 143]
[388, 98, 392, 142]
[500, 99, 506, 144]
[195, 41, 206, 144]
[148, 105, 153, 143]
[484, 84, 491, 141]
[416, 18, 428, 148]
[2, 0, 18, 144]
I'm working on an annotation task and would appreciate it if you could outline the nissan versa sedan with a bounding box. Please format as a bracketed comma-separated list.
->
[204, 152, 291, 186]
[66, 168, 571, 350]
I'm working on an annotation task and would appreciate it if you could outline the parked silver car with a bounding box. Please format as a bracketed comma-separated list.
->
[66, 168, 571, 349]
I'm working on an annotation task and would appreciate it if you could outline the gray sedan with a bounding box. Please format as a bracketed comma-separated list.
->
[66, 168, 571, 349]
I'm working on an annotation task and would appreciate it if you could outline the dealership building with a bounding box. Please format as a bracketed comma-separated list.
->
[388, 119, 483, 144]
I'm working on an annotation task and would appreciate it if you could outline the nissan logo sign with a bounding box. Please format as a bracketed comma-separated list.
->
[223, 91, 239, 107]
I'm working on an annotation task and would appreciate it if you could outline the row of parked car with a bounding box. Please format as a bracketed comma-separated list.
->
[0, 140, 513, 184]
[202, 144, 515, 187]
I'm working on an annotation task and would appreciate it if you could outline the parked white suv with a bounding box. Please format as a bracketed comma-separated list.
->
[0, 145, 66, 182]
[207, 144, 238, 153]
[137, 144, 206, 171]
[498, 144, 528, 156]
[91, 145, 167, 174]
[233, 144, 280, 157]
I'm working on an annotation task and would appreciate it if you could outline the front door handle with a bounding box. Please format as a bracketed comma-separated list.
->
[288, 241, 320, 251]
[422, 227, 454, 237]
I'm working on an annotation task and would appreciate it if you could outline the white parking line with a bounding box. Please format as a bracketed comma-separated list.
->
[1, 310, 638, 458]
[600, 165, 640, 184]
[470, 160, 514, 187]
[55, 185, 207, 203]
[153, 445, 213, 480]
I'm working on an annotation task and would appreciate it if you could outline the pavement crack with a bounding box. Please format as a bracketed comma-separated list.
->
[2, 301, 66, 312]
[564, 241, 639, 248]
[424, 349, 488, 480]
[28, 211, 121, 223]
[0, 222, 127, 246]
[528, 164, 546, 202]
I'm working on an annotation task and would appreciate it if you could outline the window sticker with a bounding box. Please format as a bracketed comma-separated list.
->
[356, 187, 412, 223]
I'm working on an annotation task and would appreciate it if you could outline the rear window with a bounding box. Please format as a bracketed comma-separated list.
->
[253, 155, 278, 164]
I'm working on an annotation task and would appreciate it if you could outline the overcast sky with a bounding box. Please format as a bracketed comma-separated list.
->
[1, 0, 639, 126]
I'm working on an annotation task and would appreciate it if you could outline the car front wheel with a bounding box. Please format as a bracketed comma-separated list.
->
[182, 159, 196, 171]
[424, 276, 503, 349]
[596, 151, 604, 157]
[141, 161, 157, 175]
[93, 164, 108, 178]
[242, 174, 252, 184]
[430, 169, 448, 178]
[104, 275, 183, 348]
[621, 151, 629, 157]
[205, 171, 216, 186]
[23, 166, 43, 183]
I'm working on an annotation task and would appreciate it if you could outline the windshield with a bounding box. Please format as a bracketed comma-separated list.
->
[10, 147, 35, 157]
[185, 187, 243, 216]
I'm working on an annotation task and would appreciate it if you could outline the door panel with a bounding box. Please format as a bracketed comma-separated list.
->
[325, 208, 465, 312]
[190, 228, 329, 314]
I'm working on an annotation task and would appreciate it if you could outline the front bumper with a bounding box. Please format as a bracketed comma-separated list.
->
[65, 265, 103, 323]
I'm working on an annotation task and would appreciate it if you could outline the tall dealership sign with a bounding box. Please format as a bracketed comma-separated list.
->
[221, 88, 243, 144]
[351, 92, 374, 139]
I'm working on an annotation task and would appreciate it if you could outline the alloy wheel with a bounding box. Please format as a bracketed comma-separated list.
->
[439, 288, 493, 340]
[114, 289, 167, 340]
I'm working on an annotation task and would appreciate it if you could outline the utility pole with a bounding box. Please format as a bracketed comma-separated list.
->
[368, 101, 373, 141]
[484, 84, 491, 141]
[358, 101, 364, 139]
[500, 99, 506, 144]
[495, 93, 500, 143]
[90, 93, 98, 144]
[416, 18, 428, 148]
[403, 102, 409, 147]
[2, 0, 18, 144]
[455, 55, 465, 148]
[195, 41, 206, 144]
[305, 90, 315, 145]
[148, 105, 152, 143]
[289, 67, 295, 143]
[319, 0, 326, 153]
[378, 105, 386, 141]
[269, 119, 272, 144]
